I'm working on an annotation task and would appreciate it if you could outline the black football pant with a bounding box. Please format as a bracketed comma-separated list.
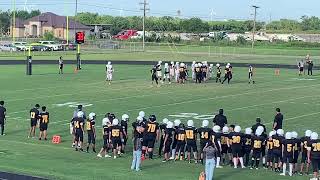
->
[308, 69, 313, 75]
[196, 74, 202, 83]
[0, 122, 4, 135]
[222, 76, 231, 84]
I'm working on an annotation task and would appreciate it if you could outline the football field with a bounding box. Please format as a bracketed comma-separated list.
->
[0, 64, 319, 180]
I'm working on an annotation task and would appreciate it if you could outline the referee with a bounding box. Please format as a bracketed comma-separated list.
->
[59, 56, 64, 74]
[273, 108, 283, 130]
[0, 101, 6, 136]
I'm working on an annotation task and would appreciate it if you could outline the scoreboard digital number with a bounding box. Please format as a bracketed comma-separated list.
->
[75, 32, 85, 44]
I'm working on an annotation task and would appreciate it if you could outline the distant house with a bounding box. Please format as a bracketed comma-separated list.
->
[10, 12, 91, 40]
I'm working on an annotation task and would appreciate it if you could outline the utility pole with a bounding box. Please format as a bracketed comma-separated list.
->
[251, 5, 259, 49]
[74, 0, 78, 39]
[140, 0, 149, 51]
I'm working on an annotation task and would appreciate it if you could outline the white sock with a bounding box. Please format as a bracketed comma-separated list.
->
[289, 164, 293, 176]
[239, 157, 244, 167]
[233, 158, 237, 168]
[217, 157, 221, 167]
[171, 149, 176, 158]
[262, 157, 266, 164]
[282, 163, 286, 175]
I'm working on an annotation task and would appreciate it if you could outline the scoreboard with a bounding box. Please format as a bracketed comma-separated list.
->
[75, 32, 85, 44]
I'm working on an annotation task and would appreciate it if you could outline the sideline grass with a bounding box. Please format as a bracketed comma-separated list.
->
[0, 64, 319, 180]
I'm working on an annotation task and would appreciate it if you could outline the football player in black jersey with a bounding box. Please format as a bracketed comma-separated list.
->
[266, 130, 276, 170]
[251, 126, 266, 170]
[212, 125, 223, 168]
[228, 125, 245, 168]
[280, 132, 295, 176]
[86, 113, 96, 153]
[162, 121, 174, 162]
[71, 111, 85, 151]
[272, 129, 285, 172]
[291, 131, 300, 174]
[307, 132, 320, 180]
[109, 119, 123, 159]
[198, 120, 212, 164]
[120, 114, 129, 154]
[29, 104, 40, 138]
[300, 130, 312, 175]
[185, 120, 198, 163]
[159, 118, 169, 157]
[142, 115, 160, 160]
[151, 65, 159, 85]
[39, 106, 49, 140]
[243, 128, 253, 167]
[97, 117, 112, 158]
[175, 123, 186, 161]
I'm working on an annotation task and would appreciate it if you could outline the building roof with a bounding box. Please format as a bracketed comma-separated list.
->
[26, 12, 91, 30]
[11, 18, 25, 28]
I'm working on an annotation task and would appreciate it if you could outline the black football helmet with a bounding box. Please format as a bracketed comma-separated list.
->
[149, 115, 156, 122]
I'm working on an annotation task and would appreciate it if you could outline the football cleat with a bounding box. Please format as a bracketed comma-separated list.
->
[97, 154, 102, 158]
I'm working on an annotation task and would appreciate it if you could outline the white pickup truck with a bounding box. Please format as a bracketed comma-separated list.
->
[38, 41, 62, 51]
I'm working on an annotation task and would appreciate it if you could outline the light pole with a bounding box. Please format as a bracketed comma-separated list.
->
[12, 0, 16, 43]
[251, 5, 260, 49]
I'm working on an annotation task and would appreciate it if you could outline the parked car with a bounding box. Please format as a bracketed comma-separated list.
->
[12, 42, 27, 51]
[60, 40, 77, 51]
[0, 44, 17, 52]
[30, 43, 52, 51]
[38, 41, 62, 51]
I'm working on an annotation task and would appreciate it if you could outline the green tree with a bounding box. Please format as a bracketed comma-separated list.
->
[43, 31, 54, 40]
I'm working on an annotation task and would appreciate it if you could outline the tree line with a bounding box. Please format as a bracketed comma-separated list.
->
[1, 10, 320, 36]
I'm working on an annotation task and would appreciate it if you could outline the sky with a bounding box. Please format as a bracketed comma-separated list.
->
[0, 0, 319, 21]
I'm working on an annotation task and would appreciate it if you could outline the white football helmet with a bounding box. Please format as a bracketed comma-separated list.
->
[121, 114, 129, 121]
[192, 61, 196, 65]
[202, 120, 209, 127]
[162, 118, 169, 124]
[277, 129, 284, 136]
[195, 64, 199, 68]
[77, 111, 84, 118]
[187, 120, 194, 127]
[166, 121, 173, 129]
[112, 118, 119, 126]
[108, 61, 111, 65]
[285, 132, 292, 140]
[245, 128, 252, 135]
[139, 111, 145, 118]
[216, 63, 220, 67]
[257, 126, 264, 133]
[311, 132, 319, 140]
[227, 63, 231, 66]
[305, 130, 312, 137]
[210, 64, 213, 67]
[88, 112, 96, 120]
[164, 63, 168, 68]
[180, 63, 185, 67]
[136, 116, 143, 123]
[226, 65, 230, 69]
[269, 130, 276, 137]
[102, 118, 110, 126]
[213, 125, 221, 133]
[174, 119, 181, 127]
[234, 126, 241, 133]
[255, 128, 263, 136]
[158, 60, 162, 64]
[198, 63, 202, 67]
[291, 131, 298, 139]
[222, 126, 229, 133]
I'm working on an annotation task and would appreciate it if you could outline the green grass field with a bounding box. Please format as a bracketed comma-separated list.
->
[0, 64, 319, 180]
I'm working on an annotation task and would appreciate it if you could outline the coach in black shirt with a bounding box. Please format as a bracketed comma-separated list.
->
[252, 117, 266, 133]
[213, 109, 228, 128]
[273, 108, 283, 130]
[0, 101, 6, 135]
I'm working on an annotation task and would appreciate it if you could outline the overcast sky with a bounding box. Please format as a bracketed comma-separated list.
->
[0, 0, 319, 21]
